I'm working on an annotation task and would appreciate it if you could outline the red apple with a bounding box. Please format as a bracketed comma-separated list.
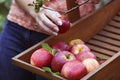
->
[30, 48, 53, 68]
[43, 1, 70, 34]
[82, 58, 100, 73]
[61, 60, 87, 80]
[58, 18, 70, 33]
[69, 39, 84, 48]
[76, 51, 96, 62]
[70, 44, 90, 55]
[51, 41, 70, 51]
[51, 51, 76, 72]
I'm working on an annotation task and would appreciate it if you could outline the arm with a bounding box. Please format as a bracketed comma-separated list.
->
[15, 0, 62, 36]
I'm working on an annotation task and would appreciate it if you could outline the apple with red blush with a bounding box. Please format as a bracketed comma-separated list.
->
[82, 58, 100, 73]
[76, 51, 96, 62]
[58, 18, 70, 34]
[51, 51, 76, 72]
[30, 48, 53, 68]
[69, 39, 84, 48]
[70, 44, 90, 55]
[61, 60, 87, 80]
[51, 41, 70, 51]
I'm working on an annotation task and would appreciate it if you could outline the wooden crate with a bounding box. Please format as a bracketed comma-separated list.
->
[12, 0, 120, 80]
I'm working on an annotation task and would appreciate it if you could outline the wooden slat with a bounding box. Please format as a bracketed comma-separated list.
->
[117, 11, 120, 16]
[113, 16, 120, 22]
[108, 20, 120, 28]
[87, 44, 115, 56]
[88, 40, 120, 52]
[103, 26, 120, 34]
[93, 35, 120, 47]
[99, 30, 120, 40]
[91, 51, 110, 59]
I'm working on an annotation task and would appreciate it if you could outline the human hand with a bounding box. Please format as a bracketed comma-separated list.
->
[34, 8, 62, 36]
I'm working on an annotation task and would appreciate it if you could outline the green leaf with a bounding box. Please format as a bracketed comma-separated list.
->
[43, 67, 52, 73]
[54, 72, 61, 76]
[41, 43, 53, 53]
[35, 7, 40, 13]
[28, 0, 50, 12]
[36, 0, 49, 5]
[43, 67, 61, 76]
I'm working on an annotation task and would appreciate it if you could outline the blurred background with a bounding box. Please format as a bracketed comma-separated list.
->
[0, 0, 11, 33]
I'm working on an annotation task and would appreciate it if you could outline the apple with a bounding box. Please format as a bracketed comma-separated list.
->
[30, 48, 53, 68]
[70, 44, 90, 55]
[58, 18, 70, 33]
[51, 41, 70, 51]
[76, 51, 96, 62]
[51, 51, 76, 72]
[61, 60, 87, 80]
[69, 39, 84, 47]
[82, 58, 100, 73]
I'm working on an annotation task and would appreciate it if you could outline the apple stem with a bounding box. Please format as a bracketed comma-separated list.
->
[66, 54, 71, 59]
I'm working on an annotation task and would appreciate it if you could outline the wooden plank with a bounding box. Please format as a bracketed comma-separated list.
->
[12, 58, 66, 80]
[99, 30, 120, 40]
[87, 44, 115, 56]
[88, 40, 120, 52]
[109, 20, 120, 28]
[91, 51, 110, 59]
[93, 35, 120, 47]
[112, 16, 120, 22]
[103, 26, 120, 34]
[117, 11, 120, 16]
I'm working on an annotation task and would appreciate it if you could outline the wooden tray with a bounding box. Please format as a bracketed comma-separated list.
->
[12, 0, 120, 80]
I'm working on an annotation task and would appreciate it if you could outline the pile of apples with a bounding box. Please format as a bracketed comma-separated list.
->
[30, 39, 106, 80]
